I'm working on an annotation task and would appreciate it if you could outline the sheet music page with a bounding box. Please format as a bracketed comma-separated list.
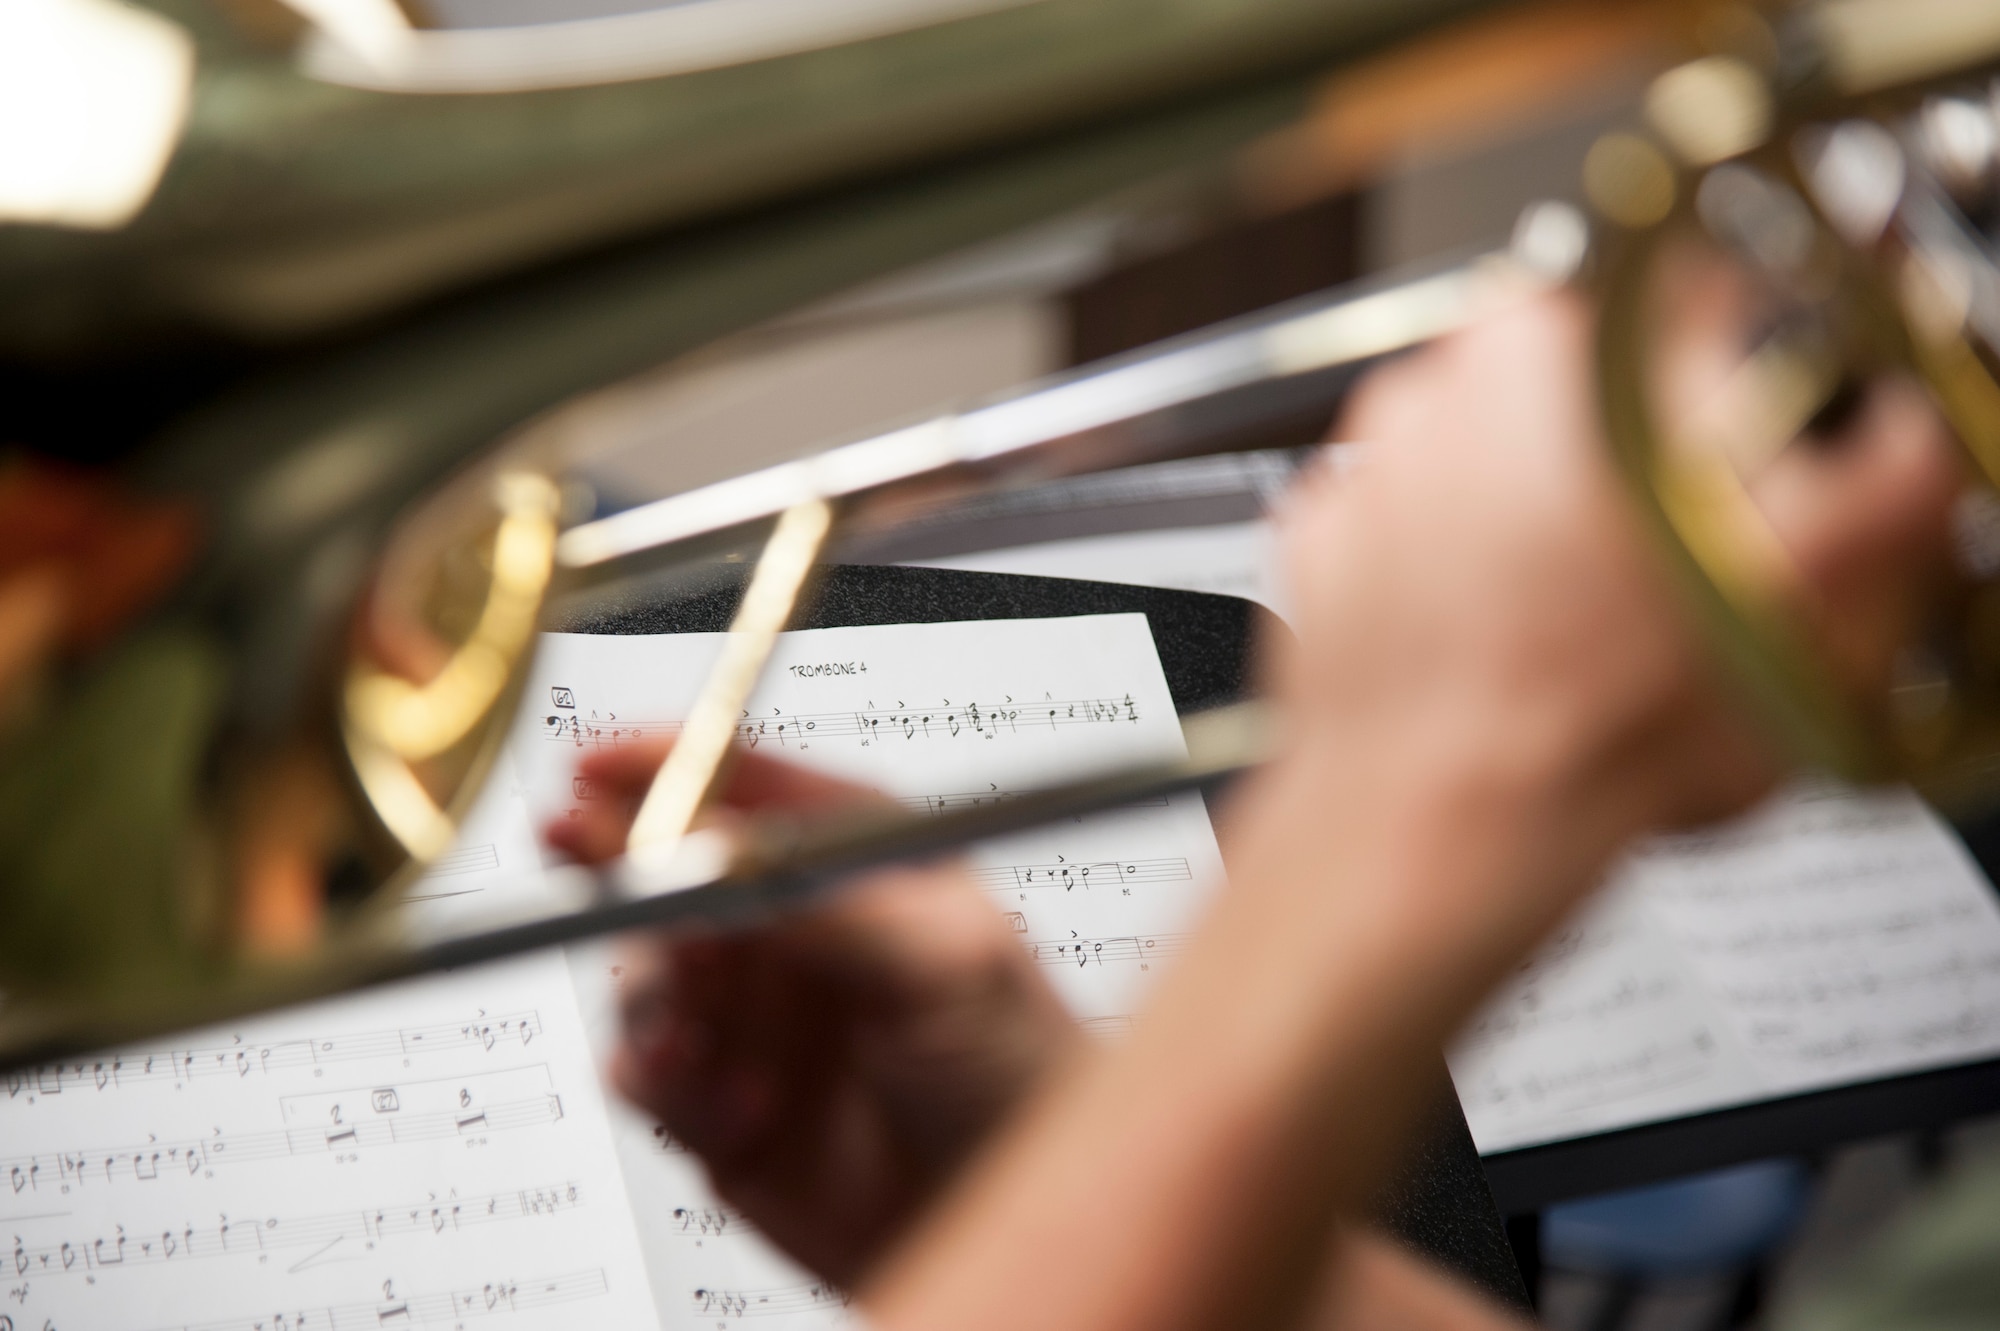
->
[509, 613, 1226, 1325]
[0, 950, 663, 1330]
[407, 751, 552, 917]
[516, 614, 1223, 1022]
[3, 613, 1218, 1331]
[1451, 782, 2000, 1154]
[1447, 874, 1758, 1154]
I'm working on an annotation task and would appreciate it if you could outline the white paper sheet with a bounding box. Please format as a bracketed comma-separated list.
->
[516, 616, 1223, 1025]
[5, 613, 1221, 1331]
[0, 950, 662, 1331]
[516, 614, 1226, 1327]
[1451, 782, 2000, 1154]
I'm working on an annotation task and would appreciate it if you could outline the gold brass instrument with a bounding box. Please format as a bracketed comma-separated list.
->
[7, 0, 2000, 1068]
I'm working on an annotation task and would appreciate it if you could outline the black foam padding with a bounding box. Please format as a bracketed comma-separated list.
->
[1376, 1080, 1535, 1310]
[561, 563, 1528, 1309]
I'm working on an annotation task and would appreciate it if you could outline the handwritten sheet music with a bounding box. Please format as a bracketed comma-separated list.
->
[6, 613, 1222, 1330]
[1451, 781, 2000, 1154]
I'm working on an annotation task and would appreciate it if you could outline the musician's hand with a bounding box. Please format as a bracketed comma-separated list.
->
[1280, 295, 1760, 838]
[1226, 286, 1960, 1015]
[1274, 287, 1958, 837]
[853, 295, 1965, 1331]
[545, 746, 1078, 1287]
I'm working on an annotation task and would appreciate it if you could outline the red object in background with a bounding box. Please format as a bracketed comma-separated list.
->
[0, 458, 201, 654]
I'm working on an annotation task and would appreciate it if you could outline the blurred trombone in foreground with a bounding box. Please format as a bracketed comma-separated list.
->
[7, 0, 2000, 1066]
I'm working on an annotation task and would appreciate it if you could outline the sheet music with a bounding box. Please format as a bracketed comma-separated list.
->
[0, 950, 662, 1330]
[8, 613, 1219, 1331]
[1451, 781, 2000, 1154]
[514, 615, 1225, 1026]
[563, 943, 857, 1331]
[513, 614, 1224, 1327]
[891, 487, 2000, 1161]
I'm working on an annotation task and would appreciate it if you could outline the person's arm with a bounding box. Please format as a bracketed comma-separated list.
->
[596, 286, 1958, 1328]
[861, 728, 1701, 1331]
[857, 290, 1958, 1331]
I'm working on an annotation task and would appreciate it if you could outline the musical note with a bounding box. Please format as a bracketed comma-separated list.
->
[976, 856, 1190, 894]
[136, 1267, 608, 1330]
[1026, 932, 1186, 970]
[2, 1095, 563, 1194]
[899, 788, 1023, 815]
[541, 693, 1139, 752]
[690, 1281, 849, 1318]
[4, 1012, 542, 1103]
[669, 1204, 745, 1238]
[6, 1183, 582, 1277]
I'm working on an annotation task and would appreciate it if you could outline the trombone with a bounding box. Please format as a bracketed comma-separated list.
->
[385, 0, 2000, 977]
[396, 237, 1560, 974]
[6, 0, 2000, 1066]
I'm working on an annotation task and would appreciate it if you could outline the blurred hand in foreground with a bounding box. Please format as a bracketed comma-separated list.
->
[562, 288, 1964, 1331]
[863, 292, 1963, 1331]
[546, 746, 1077, 1286]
